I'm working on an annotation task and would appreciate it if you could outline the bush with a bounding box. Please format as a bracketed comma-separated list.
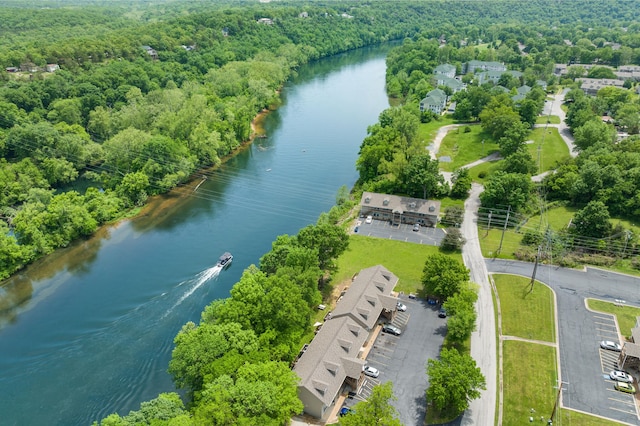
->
[477, 171, 487, 179]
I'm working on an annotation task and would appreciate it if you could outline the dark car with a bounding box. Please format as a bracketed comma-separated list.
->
[381, 323, 402, 335]
[438, 307, 447, 318]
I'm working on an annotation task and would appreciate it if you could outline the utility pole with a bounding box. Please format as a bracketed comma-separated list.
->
[529, 245, 542, 293]
[485, 210, 492, 237]
[549, 381, 568, 425]
[497, 205, 511, 255]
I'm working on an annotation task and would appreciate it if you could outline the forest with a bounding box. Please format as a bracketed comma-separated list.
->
[2, 1, 640, 425]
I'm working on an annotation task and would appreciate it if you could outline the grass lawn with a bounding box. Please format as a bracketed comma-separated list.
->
[468, 159, 502, 184]
[438, 196, 465, 212]
[587, 299, 640, 340]
[559, 410, 624, 426]
[502, 340, 557, 426]
[535, 115, 561, 125]
[418, 115, 457, 144]
[438, 125, 500, 172]
[524, 205, 576, 233]
[525, 127, 571, 173]
[478, 227, 523, 259]
[332, 235, 458, 295]
[493, 274, 555, 342]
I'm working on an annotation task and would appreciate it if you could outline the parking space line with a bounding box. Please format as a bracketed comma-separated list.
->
[608, 405, 636, 415]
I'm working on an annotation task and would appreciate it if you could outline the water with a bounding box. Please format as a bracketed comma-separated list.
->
[0, 43, 393, 425]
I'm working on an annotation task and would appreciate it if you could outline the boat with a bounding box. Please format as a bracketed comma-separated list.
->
[217, 252, 233, 268]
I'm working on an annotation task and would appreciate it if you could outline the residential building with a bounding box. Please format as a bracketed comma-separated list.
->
[615, 65, 640, 81]
[293, 265, 399, 420]
[45, 64, 60, 72]
[435, 75, 465, 93]
[360, 192, 441, 227]
[419, 88, 448, 115]
[464, 60, 506, 74]
[257, 18, 273, 25]
[141, 46, 158, 60]
[476, 70, 522, 85]
[577, 78, 624, 96]
[434, 63, 456, 79]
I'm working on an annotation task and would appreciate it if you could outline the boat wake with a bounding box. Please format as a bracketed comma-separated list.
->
[161, 265, 222, 319]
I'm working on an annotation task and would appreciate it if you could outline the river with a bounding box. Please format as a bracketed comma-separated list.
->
[0, 44, 393, 425]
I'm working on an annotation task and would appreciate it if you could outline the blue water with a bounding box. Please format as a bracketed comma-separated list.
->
[0, 44, 392, 425]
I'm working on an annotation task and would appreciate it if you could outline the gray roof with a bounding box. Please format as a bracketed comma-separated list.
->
[331, 265, 399, 330]
[516, 85, 531, 95]
[421, 88, 447, 106]
[361, 192, 441, 218]
[293, 315, 367, 406]
[434, 64, 456, 74]
[437, 76, 465, 90]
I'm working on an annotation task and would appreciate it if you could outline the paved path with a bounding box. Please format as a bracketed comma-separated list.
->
[460, 183, 497, 426]
[427, 124, 464, 160]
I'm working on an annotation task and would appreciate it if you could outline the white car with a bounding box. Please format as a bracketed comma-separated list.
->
[365, 215, 373, 224]
[363, 366, 379, 378]
[600, 340, 622, 352]
[610, 370, 634, 383]
[396, 302, 407, 312]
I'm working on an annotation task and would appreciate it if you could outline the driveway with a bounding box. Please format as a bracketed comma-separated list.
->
[485, 259, 640, 425]
[355, 219, 445, 246]
[345, 295, 447, 425]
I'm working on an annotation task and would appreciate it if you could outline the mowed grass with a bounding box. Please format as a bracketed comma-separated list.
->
[502, 340, 557, 426]
[468, 159, 502, 183]
[417, 115, 457, 144]
[535, 115, 561, 124]
[438, 125, 500, 172]
[525, 127, 571, 173]
[493, 274, 555, 342]
[478, 227, 523, 259]
[525, 205, 576, 232]
[587, 299, 640, 340]
[332, 235, 458, 295]
[559, 409, 623, 426]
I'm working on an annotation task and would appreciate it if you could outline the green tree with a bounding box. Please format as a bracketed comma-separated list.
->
[403, 153, 446, 199]
[443, 283, 478, 343]
[503, 148, 537, 175]
[426, 347, 486, 415]
[421, 253, 470, 300]
[450, 168, 472, 199]
[480, 171, 533, 212]
[296, 222, 349, 272]
[441, 227, 466, 252]
[573, 120, 615, 151]
[340, 382, 402, 426]
[571, 200, 613, 239]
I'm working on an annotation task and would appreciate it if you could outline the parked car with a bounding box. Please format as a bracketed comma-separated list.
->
[396, 302, 407, 312]
[365, 215, 373, 224]
[354, 226, 359, 233]
[412, 223, 420, 232]
[339, 407, 353, 417]
[610, 370, 634, 383]
[615, 382, 636, 394]
[381, 324, 401, 335]
[600, 340, 622, 352]
[438, 306, 447, 318]
[363, 365, 379, 378]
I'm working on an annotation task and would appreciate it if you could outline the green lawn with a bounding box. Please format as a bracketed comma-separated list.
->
[417, 115, 457, 145]
[535, 115, 561, 125]
[525, 127, 570, 173]
[493, 274, 555, 342]
[332, 235, 458, 295]
[587, 299, 640, 340]
[468, 160, 502, 184]
[524, 205, 576, 233]
[502, 341, 557, 426]
[478, 227, 523, 259]
[438, 125, 500, 172]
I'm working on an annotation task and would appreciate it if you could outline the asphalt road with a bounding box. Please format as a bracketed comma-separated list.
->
[460, 183, 497, 426]
[485, 259, 640, 425]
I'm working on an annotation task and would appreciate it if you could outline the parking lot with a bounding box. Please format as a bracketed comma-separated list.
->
[354, 218, 446, 246]
[342, 295, 447, 425]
